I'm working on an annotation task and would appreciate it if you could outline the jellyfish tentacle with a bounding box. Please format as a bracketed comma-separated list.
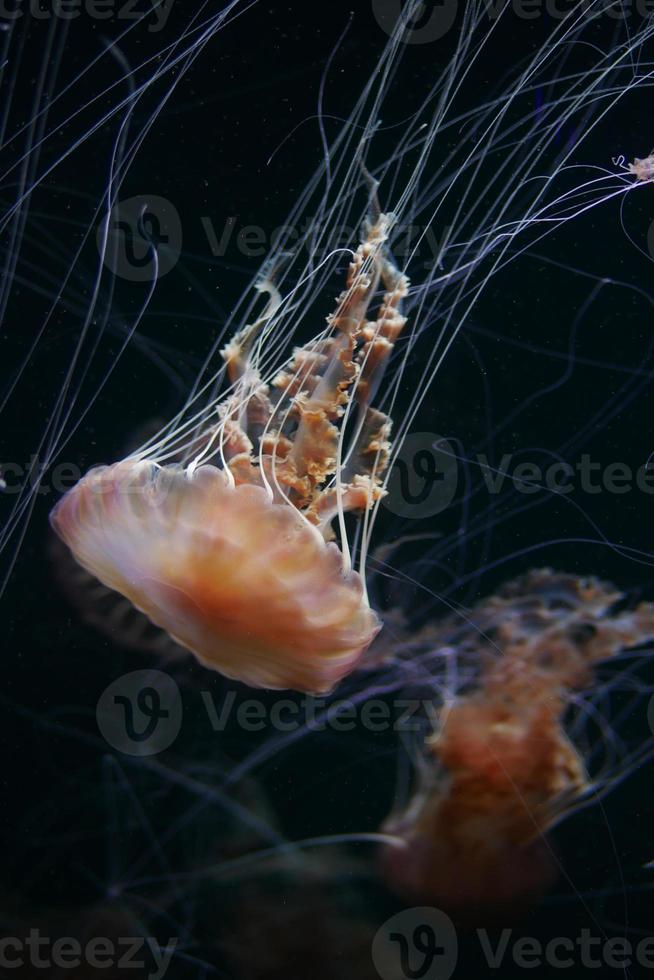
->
[49, 213, 416, 692]
[380, 570, 654, 921]
[285, 221, 386, 490]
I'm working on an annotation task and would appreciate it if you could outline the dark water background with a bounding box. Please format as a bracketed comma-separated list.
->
[2, 1, 654, 977]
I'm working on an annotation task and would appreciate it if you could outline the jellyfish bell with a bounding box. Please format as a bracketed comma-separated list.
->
[51, 460, 379, 693]
[50, 213, 408, 694]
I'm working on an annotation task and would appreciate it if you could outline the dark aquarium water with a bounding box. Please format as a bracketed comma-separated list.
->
[3, 2, 654, 978]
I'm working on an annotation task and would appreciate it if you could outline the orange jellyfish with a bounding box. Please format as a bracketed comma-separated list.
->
[380, 569, 654, 923]
[51, 212, 409, 694]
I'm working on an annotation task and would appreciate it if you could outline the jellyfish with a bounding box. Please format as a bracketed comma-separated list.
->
[380, 570, 654, 923]
[50, 211, 408, 694]
[30, 0, 654, 699]
[4, 4, 654, 973]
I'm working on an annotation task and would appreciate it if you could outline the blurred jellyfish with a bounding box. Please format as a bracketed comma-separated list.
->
[380, 569, 654, 923]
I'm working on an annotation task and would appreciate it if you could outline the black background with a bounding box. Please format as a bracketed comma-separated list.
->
[2, 1, 654, 977]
